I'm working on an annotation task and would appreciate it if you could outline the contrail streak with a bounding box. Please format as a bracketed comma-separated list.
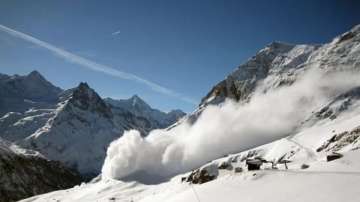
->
[0, 24, 197, 105]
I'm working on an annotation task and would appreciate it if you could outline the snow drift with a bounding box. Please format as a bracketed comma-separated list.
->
[101, 67, 360, 183]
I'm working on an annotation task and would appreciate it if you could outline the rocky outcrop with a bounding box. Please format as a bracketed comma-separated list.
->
[317, 126, 360, 153]
[0, 139, 81, 202]
[183, 164, 219, 184]
[308, 87, 360, 123]
[70, 82, 112, 118]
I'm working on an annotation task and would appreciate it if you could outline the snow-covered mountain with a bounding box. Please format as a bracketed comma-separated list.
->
[200, 42, 319, 106]
[184, 24, 360, 125]
[20, 82, 121, 177]
[105, 96, 185, 134]
[0, 72, 185, 178]
[19, 83, 185, 177]
[0, 70, 62, 116]
[0, 138, 81, 202]
[21, 24, 360, 202]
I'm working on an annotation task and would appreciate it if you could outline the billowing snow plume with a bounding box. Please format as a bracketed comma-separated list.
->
[102, 68, 360, 183]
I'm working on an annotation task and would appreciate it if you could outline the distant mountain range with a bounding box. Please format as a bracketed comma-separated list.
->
[0, 71, 185, 201]
[0, 70, 61, 116]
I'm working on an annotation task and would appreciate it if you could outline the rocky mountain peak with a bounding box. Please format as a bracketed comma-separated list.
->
[77, 82, 90, 90]
[69, 82, 112, 118]
[200, 40, 320, 107]
[22, 70, 61, 92]
[266, 41, 295, 51]
[28, 70, 44, 79]
[165, 109, 186, 124]
[129, 94, 151, 109]
[167, 109, 186, 117]
[72, 82, 96, 102]
[334, 24, 360, 44]
[0, 71, 62, 116]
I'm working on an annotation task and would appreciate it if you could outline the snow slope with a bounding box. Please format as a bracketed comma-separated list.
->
[0, 109, 55, 142]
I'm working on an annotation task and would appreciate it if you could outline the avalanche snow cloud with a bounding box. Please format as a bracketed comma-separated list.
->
[102, 68, 360, 183]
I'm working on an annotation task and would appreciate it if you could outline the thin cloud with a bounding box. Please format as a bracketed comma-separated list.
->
[111, 30, 121, 36]
[0, 24, 197, 105]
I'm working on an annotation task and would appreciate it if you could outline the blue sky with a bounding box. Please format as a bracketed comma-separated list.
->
[0, 0, 359, 112]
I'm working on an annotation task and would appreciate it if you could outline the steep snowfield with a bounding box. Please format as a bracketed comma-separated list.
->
[0, 109, 55, 141]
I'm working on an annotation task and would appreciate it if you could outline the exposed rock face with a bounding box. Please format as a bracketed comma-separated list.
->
[184, 164, 219, 184]
[70, 82, 112, 118]
[317, 126, 360, 153]
[0, 139, 81, 202]
[200, 42, 319, 107]
[303, 86, 360, 127]
[326, 153, 343, 162]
